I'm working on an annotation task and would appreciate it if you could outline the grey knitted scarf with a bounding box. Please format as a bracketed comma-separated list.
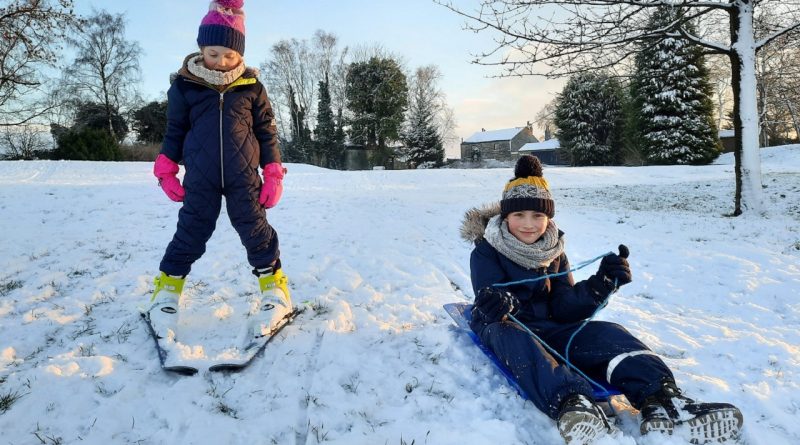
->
[484, 214, 565, 269]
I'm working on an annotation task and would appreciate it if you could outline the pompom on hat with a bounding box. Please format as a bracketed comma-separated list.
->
[500, 155, 555, 218]
[197, 0, 246, 55]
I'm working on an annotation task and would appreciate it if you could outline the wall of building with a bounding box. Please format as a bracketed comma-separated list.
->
[460, 127, 539, 162]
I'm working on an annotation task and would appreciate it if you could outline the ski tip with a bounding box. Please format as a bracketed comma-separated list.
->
[163, 366, 199, 377]
[163, 366, 199, 376]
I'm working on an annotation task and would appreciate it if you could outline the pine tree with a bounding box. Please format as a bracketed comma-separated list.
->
[554, 72, 625, 166]
[314, 76, 342, 168]
[402, 67, 445, 168]
[630, 7, 721, 165]
[403, 111, 443, 168]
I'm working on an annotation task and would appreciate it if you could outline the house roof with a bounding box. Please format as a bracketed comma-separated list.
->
[520, 139, 560, 152]
[464, 127, 524, 144]
[719, 129, 735, 138]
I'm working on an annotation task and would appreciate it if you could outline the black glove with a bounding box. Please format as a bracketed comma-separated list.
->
[473, 287, 519, 323]
[596, 244, 632, 288]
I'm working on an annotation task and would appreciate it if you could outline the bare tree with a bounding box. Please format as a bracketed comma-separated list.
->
[261, 38, 318, 141]
[0, 124, 50, 159]
[312, 30, 350, 137]
[706, 54, 733, 129]
[0, 0, 79, 126]
[61, 9, 141, 141]
[534, 98, 559, 140]
[415, 66, 458, 156]
[754, 30, 800, 146]
[437, 0, 800, 215]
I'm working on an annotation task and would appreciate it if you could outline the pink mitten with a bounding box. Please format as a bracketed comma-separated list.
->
[153, 154, 185, 202]
[259, 163, 285, 208]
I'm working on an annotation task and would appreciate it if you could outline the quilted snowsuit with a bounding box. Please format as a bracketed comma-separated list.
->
[467, 211, 673, 420]
[158, 63, 281, 277]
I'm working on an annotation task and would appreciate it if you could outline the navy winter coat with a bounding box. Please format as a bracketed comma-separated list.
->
[469, 235, 610, 328]
[160, 68, 280, 190]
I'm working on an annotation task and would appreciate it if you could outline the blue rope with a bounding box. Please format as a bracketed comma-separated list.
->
[564, 278, 617, 364]
[497, 251, 619, 397]
[492, 251, 612, 288]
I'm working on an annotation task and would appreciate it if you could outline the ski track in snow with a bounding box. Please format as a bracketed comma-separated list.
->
[0, 147, 799, 444]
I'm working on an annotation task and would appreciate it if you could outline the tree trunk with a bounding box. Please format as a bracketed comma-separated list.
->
[784, 95, 800, 137]
[100, 71, 116, 141]
[729, 1, 763, 215]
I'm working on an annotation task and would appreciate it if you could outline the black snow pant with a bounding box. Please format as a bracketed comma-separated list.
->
[160, 181, 279, 277]
[474, 319, 673, 419]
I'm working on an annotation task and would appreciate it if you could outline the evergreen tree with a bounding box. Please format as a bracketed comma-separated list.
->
[314, 77, 342, 168]
[73, 102, 129, 143]
[53, 127, 120, 161]
[132, 100, 168, 144]
[346, 57, 408, 166]
[554, 72, 624, 166]
[403, 114, 443, 168]
[402, 66, 445, 168]
[630, 7, 721, 165]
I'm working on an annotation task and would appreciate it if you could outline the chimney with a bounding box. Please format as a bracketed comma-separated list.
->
[481, 128, 485, 132]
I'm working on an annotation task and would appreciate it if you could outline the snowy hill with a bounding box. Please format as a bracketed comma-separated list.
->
[1, 146, 799, 444]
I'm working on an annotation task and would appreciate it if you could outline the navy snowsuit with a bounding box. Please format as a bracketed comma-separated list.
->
[470, 235, 673, 419]
[158, 63, 281, 277]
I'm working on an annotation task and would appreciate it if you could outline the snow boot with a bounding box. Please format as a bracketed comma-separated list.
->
[146, 272, 185, 339]
[249, 267, 292, 338]
[640, 380, 743, 443]
[557, 394, 615, 445]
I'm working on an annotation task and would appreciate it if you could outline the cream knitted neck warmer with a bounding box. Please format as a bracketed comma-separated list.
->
[186, 54, 246, 87]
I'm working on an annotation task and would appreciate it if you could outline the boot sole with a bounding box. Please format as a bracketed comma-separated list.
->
[558, 411, 609, 445]
[642, 408, 744, 444]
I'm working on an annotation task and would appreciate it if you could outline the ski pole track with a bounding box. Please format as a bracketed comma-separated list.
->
[294, 328, 325, 445]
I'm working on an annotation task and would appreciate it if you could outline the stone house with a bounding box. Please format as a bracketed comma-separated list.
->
[460, 124, 539, 162]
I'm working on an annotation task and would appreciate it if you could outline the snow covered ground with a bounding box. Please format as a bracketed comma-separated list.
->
[1, 146, 799, 445]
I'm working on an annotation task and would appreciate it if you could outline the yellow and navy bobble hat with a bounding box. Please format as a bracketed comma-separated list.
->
[501, 155, 555, 218]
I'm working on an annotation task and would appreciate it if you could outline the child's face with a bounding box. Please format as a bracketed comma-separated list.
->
[201, 46, 243, 72]
[506, 211, 549, 244]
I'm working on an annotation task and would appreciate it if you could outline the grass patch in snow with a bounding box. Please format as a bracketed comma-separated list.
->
[0, 280, 23, 296]
[0, 390, 24, 414]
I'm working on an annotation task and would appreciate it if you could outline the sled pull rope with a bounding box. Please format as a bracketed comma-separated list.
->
[497, 251, 620, 397]
[492, 251, 611, 288]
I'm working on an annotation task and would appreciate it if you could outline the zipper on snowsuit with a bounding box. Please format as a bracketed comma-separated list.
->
[182, 76, 258, 191]
[219, 91, 225, 190]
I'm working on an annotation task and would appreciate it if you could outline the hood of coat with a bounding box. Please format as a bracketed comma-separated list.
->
[170, 52, 260, 86]
[460, 202, 501, 243]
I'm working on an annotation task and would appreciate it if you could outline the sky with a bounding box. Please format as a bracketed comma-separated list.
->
[74, 0, 567, 156]
[1, 146, 799, 443]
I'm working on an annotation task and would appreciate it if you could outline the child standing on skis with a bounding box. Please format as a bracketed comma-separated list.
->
[147, 0, 290, 340]
[460, 155, 742, 445]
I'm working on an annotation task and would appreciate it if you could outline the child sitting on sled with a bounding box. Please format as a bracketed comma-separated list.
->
[460, 155, 743, 445]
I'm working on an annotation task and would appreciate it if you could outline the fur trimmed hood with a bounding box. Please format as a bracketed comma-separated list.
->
[460, 202, 501, 243]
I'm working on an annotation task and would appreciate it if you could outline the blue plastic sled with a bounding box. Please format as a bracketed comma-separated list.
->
[444, 302, 622, 403]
